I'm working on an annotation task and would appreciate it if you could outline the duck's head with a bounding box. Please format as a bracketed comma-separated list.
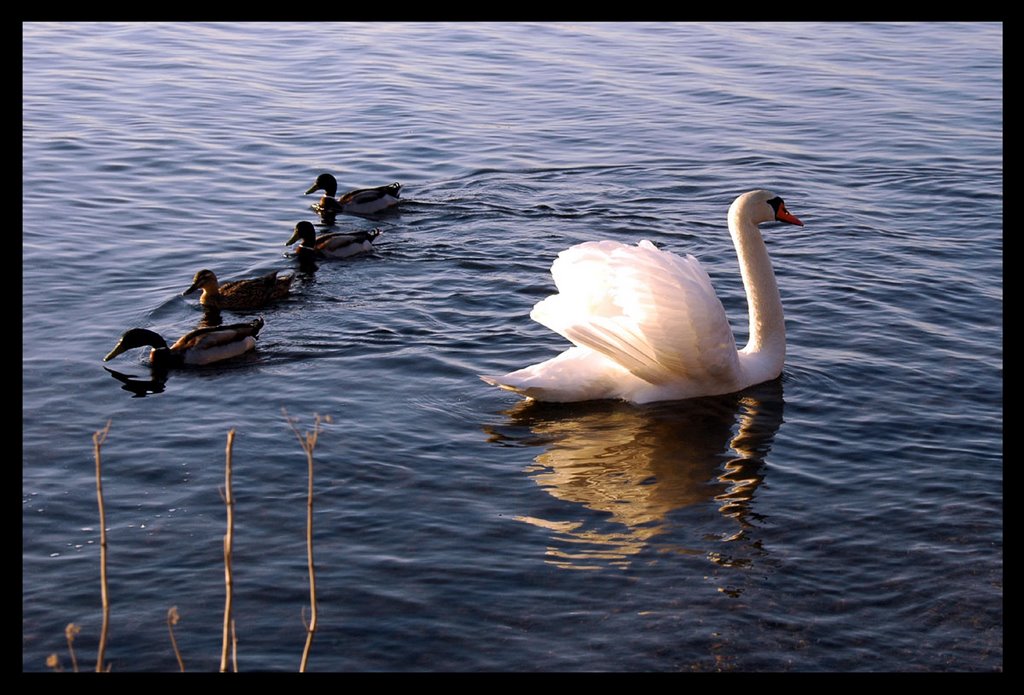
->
[286, 221, 318, 248]
[731, 190, 804, 227]
[183, 269, 218, 295]
[104, 328, 168, 362]
[305, 172, 338, 197]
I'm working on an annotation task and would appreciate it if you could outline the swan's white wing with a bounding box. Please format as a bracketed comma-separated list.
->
[531, 240, 742, 391]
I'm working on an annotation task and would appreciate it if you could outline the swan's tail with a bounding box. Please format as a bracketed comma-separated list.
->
[480, 373, 568, 402]
[479, 374, 533, 396]
[479, 347, 637, 403]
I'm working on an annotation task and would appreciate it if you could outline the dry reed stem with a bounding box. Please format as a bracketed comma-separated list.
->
[231, 618, 239, 673]
[284, 410, 331, 673]
[65, 622, 81, 672]
[93, 420, 112, 673]
[167, 607, 185, 672]
[220, 429, 236, 673]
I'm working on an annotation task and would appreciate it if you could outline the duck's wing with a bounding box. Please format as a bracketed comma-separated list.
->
[337, 183, 401, 206]
[316, 229, 382, 253]
[170, 318, 265, 351]
[216, 273, 278, 308]
[531, 240, 742, 389]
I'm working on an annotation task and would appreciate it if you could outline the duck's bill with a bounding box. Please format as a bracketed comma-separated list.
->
[285, 229, 301, 245]
[304, 183, 319, 195]
[183, 280, 201, 295]
[103, 341, 128, 362]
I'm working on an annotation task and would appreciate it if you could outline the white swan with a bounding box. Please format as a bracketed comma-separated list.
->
[481, 190, 804, 404]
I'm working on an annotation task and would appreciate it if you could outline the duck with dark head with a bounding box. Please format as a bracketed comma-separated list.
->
[286, 220, 382, 260]
[304, 172, 401, 217]
[103, 317, 265, 371]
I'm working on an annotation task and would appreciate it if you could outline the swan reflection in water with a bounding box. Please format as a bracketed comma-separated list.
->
[485, 379, 784, 572]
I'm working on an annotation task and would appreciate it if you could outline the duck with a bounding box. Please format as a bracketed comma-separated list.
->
[480, 190, 805, 404]
[286, 220, 382, 259]
[183, 268, 292, 310]
[305, 172, 402, 215]
[103, 317, 265, 369]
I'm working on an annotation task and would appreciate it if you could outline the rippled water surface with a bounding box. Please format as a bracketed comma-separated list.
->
[23, 22, 1001, 672]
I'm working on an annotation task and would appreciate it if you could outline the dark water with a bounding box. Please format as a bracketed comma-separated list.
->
[22, 22, 1001, 671]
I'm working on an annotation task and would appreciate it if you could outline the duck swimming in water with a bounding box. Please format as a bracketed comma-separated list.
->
[103, 317, 265, 369]
[305, 173, 402, 215]
[183, 268, 292, 311]
[286, 220, 382, 259]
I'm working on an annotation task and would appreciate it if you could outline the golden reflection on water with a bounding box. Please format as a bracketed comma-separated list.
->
[487, 380, 784, 571]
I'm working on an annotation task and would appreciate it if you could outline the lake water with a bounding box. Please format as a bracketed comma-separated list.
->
[22, 22, 1002, 672]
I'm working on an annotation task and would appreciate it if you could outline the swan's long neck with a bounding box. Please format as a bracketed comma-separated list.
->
[729, 204, 785, 378]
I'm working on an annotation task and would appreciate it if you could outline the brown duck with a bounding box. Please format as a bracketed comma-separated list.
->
[183, 268, 292, 310]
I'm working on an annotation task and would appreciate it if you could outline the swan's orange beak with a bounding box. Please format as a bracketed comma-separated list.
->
[776, 203, 804, 226]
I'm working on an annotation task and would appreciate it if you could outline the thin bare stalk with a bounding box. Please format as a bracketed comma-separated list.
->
[284, 411, 331, 673]
[220, 429, 236, 673]
[65, 622, 81, 672]
[93, 421, 112, 673]
[167, 607, 185, 672]
[231, 618, 239, 673]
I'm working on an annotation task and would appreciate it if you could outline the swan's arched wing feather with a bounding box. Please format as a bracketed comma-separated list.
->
[564, 319, 658, 381]
[617, 241, 742, 382]
[531, 240, 741, 388]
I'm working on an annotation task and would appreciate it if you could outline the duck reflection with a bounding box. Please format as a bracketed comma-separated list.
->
[486, 379, 784, 570]
[290, 246, 322, 276]
[103, 365, 168, 397]
[196, 307, 224, 328]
